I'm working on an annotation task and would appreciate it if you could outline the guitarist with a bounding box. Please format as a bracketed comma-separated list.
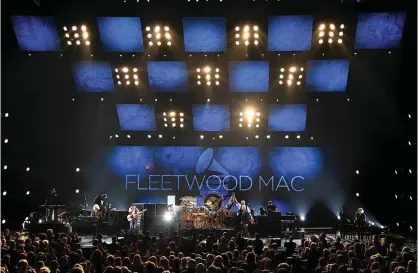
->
[128, 204, 140, 233]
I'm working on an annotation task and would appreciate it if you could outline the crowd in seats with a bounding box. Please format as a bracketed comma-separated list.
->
[1, 229, 416, 273]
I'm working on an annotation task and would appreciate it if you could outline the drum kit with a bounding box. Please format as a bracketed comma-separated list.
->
[179, 193, 226, 229]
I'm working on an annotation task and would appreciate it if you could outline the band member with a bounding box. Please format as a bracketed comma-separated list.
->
[259, 207, 267, 216]
[354, 208, 366, 241]
[45, 188, 57, 221]
[93, 193, 107, 217]
[338, 206, 350, 239]
[167, 204, 176, 216]
[266, 201, 278, 212]
[128, 204, 140, 233]
[234, 197, 253, 238]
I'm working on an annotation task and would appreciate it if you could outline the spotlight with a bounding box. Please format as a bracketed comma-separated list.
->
[63, 24, 90, 46]
[114, 67, 140, 87]
[26, 191, 30, 195]
[196, 66, 220, 86]
[148, 135, 152, 138]
[278, 66, 304, 86]
[76, 168, 80, 172]
[3, 166, 7, 170]
[235, 24, 260, 46]
[337, 215, 341, 220]
[2, 191, 6, 196]
[38, 219, 43, 224]
[162, 111, 185, 129]
[26, 167, 30, 172]
[75, 189, 80, 194]
[239, 108, 261, 128]
[4, 139, 8, 144]
[200, 135, 204, 139]
[356, 170, 359, 174]
[1, 220, 5, 224]
[158, 134, 163, 138]
[285, 135, 289, 139]
[164, 212, 173, 221]
[356, 193, 359, 197]
[317, 23, 344, 44]
[4, 113, 9, 117]
[266, 135, 270, 139]
[395, 194, 398, 199]
[300, 216, 305, 221]
[296, 135, 300, 139]
[146, 25, 172, 47]
[410, 196, 413, 200]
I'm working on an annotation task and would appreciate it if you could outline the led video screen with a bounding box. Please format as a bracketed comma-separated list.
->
[116, 104, 156, 131]
[229, 61, 269, 93]
[147, 62, 188, 92]
[96, 146, 324, 212]
[354, 12, 406, 49]
[11, 16, 61, 52]
[192, 105, 231, 131]
[305, 60, 350, 92]
[72, 61, 115, 92]
[183, 17, 227, 52]
[97, 17, 144, 52]
[268, 104, 307, 132]
[268, 15, 313, 51]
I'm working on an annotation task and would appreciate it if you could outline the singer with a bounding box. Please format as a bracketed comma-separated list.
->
[234, 196, 253, 238]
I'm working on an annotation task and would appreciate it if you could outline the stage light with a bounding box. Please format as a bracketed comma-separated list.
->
[159, 134, 163, 138]
[317, 22, 344, 44]
[145, 24, 172, 47]
[3, 166, 7, 170]
[266, 135, 270, 139]
[200, 135, 204, 139]
[285, 135, 289, 139]
[396, 222, 399, 226]
[164, 212, 173, 222]
[409, 169, 412, 173]
[63, 24, 90, 46]
[219, 135, 223, 139]
[356, 170, 359, 174]
[162, 111, 185, 129]
[5, 113, 9, 117]
[76, 189, 80, 194]
[196, 66, 220, 86]
[410, 226, 413, 231]
[114, 66, 140, 87]
[127, 134, 131, 138]
[356, 193, 359, 197]
[300, 216, 305, 221]
[26, 191, 30, 195]
[26, 167, 30, 172]
[395, 194, 398, 199]
[255, 135, 259, 139]
[239, 108, 261, 128]
[234, 24, 260, 46]
[2, 191, 6, 196]
[410, 196, 413, 200]
[1, 220, 5, 224]
[279, 66, 304, 86]
[4, 139, 8, 143]
[38, 219, 43, 224]
[408, 114, 411, 118]
[337, 215, 341, 220]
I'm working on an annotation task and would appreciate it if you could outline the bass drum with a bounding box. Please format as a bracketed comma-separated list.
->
[193, 216, 206, 229]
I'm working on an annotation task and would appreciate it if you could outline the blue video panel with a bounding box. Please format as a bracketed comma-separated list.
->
[147, 62, 188, 92]
[97, 17, 144, 52]
[268, 104, 307, 132]
[72, 62, 115, 92]
[192, 105, 230, 131]
[11, 16, 61, 51]
[116, 104, 156, 131]
[305, 60, 350, 92]
[183, 17, 227, 52]
[229, 61, 269, 93]
[354, 12, 406, 49]
[268, 15, 313, 51]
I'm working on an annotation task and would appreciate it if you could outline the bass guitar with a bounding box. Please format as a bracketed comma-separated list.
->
[127, 209, 147, 222]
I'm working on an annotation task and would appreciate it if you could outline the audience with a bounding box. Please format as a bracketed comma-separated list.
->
[0, 229, 416, 273]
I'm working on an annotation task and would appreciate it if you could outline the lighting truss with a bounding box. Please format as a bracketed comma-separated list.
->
[278, 66, 304, 86]
[234, 25, 259, 46]
[239, 108, 261, 128]
[63, 25, 90, 46]
[114, 67, 140, 86]
[196, 66, 220, 86]
[163, 111, 185, 128]
[145, 25, 172, 47]
[318, 23, 344, 44]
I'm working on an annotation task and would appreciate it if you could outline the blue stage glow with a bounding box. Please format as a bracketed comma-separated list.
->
[97, 17, 144, 52]
[154, 147, 205, 174]
[192, 105, 231, 131]
[229, 61, 269, 93]
[354, 12, 406, 49]
[268, 147, 324, 180]
[305, 60, 350, 92]
[72, 62, 115, 92]
[11, 16, 61, 51]
[183, 17, 227, 52]
[147, 62, 188, 92]
[116, 104, 156, 131]
[108, 146, 154, 177]
[268, 104, 307, 132]
[214, 147, 261, 179]
[268, 15, 313, 51]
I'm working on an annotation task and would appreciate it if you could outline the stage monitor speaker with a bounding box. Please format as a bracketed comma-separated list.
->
[118, 211, 129, 230]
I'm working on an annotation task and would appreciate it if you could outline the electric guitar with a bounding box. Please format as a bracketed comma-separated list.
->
[127, 209, 147, 222]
